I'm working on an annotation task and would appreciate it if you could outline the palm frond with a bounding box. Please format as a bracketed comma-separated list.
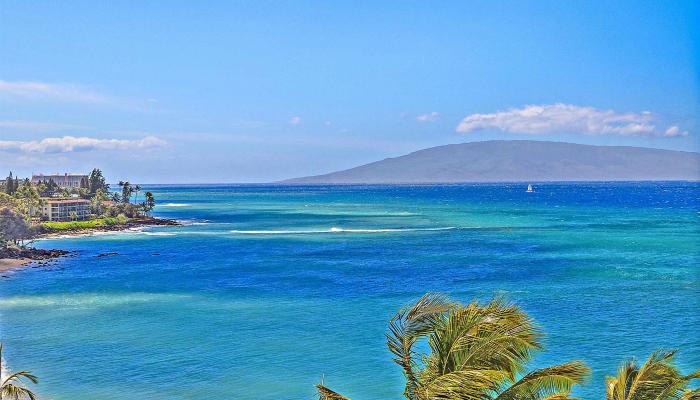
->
[606, 350, 699, 400]
[494, 361, 590, 400]
[422, 297, 542, 386]
[626, 349, 677, 400]
[316, 384, 350, 400]
[0, 343, 39, 400]
[679, 388, 700, 400]
[607, 359, 638, 400]
[0, 383, 37, 400]
[420, 369, 509, 400]
[2, 371, 39, 387]
[542, 395, 579, 400]
[386, 293, 454, 399]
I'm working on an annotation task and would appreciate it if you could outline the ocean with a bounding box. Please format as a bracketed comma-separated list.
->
[1, 183, 698, 399]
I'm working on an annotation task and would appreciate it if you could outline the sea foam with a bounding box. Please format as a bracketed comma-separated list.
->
[228, 226, 457, 235]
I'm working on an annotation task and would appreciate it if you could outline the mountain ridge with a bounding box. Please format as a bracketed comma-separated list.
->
[282, 140, 700, 183]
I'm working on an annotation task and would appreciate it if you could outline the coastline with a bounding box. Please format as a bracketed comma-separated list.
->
[0, 217, 180, 274]
[0, 248, 70, 275]
[35, 216, 181, 239]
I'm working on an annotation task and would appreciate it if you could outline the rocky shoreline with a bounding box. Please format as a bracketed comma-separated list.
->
[0, 247, 71, 275]
[0, 217, 180, 274]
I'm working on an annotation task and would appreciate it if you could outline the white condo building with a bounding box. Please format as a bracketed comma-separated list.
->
[32, 173, 89, 189]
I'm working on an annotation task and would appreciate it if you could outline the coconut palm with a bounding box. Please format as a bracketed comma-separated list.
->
[318, 293, 589, 400]
[606, 350, 700, 400]
[0, 343, 38, 400]
[316, 383, 351, 400]
[133, 185, 141, 203]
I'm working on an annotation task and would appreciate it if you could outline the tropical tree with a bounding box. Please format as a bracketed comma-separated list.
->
[3, 172, 16, 195]
[110, 192, 121, 203]
[143, 191, 156, 215]
[0, 208, 33, 247]
[118, 181, 134, 204]
[318, 293, 589, 400]
[0, 343, 38, 400]
[606, 350, 700, 400]
[88, 168, 109, 195]
[133, 185, 141, 203]
[36, 179, 59, 197]
[12, 181, 43, 219]
[91, 188, 109, 215]
[0, 193, 17, 210]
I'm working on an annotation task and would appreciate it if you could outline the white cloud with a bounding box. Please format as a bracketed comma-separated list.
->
[0, 136, 166, 153]
[663, 125, 688, 137]
[456, 104, 686, 137]
[416, 112, 440, 122]
[289, 116, 302, 125]
[0, 80, 109, 103]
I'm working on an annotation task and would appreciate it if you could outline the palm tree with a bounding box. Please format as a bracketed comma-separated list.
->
[318, 293, 589, 400]
[606, 350, 700, 400]
[133, 185, 141, 203]
[0, 343, 38, 400]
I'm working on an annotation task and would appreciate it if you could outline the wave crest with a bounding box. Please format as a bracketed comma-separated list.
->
[228, 226, 456, 235]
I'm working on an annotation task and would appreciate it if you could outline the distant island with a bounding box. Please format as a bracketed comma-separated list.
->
[283, 140, 700, 184]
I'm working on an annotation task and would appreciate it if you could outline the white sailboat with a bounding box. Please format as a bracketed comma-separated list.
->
[526, 184, 534, 193]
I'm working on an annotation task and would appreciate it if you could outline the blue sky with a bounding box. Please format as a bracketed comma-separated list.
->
[0, 1, 698, 183]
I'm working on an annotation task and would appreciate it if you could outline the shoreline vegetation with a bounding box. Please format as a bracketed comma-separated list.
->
[0, 168, 179, 275]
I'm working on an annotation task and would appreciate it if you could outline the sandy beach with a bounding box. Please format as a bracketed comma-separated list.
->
[0, 258, 33, 273]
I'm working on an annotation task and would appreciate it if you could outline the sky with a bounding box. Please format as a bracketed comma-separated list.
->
[0, 1, 698, 183]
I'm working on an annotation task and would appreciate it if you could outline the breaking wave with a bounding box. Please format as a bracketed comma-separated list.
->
[160, 203, 191, 207]
[228, 226, 457, 235]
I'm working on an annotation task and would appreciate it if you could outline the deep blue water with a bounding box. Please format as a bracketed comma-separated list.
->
[1, 183, 698, 399]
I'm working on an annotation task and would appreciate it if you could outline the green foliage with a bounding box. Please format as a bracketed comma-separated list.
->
[88, 168, 109, 195]
[0, 343, 39, 400]
[143, 191, 156, 215]
[118, 181, 135, 203]
[13, 180, 43, 218]
[91, 188, 109, 214]
[35, 178, 59, 197]
[0, 207, 34, 247]
[317, 384, 351, 400]
[3, 172, 18, 195]
[0, 193, 18, 209]
[320, 293, 589, 400]
[317, 294, 699, 400]
[41, 216, 129, 231]
[606, 350, 700, 400]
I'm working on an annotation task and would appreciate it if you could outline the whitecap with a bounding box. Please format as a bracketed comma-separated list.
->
[159, 203, 191, 207]
[228, 226, 457, 235]
[141, 232, 177, 236]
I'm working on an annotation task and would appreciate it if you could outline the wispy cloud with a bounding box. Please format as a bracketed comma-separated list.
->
[456, 104, 688, 137]
[416, 112, 440, 122]
[0, 80, 110, 104]
[0, 120, 87, 132]
[289, 116, 302, 125]
[0, 136, 166, 153]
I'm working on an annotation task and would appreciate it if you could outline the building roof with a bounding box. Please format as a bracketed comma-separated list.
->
[42, 198, 91, 204]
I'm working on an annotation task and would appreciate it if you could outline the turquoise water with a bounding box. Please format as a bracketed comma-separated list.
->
[1, 183, 698, 399]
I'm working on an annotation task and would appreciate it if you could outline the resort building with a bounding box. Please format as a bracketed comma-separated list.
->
[38, 198, 92, 221]
[32, 173, 89, 189]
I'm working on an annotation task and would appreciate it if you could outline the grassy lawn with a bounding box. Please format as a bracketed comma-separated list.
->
[41, 216, 129, 231]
